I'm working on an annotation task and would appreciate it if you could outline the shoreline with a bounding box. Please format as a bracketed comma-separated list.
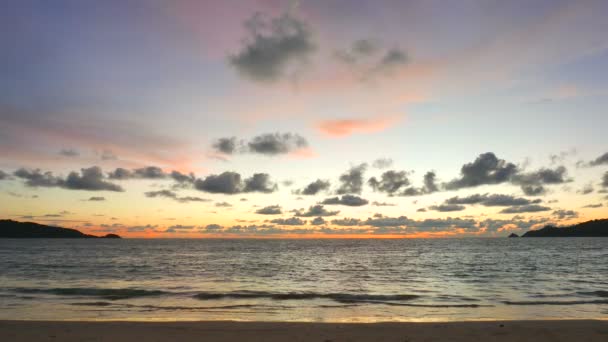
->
[2, 320, 607, 341]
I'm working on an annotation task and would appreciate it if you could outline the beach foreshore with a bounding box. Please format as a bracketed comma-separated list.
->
[1, 320, 607, 341]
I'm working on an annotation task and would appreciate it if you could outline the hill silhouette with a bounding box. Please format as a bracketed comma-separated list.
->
[522, 219, 608, 237]
[0, 220, 120, 238]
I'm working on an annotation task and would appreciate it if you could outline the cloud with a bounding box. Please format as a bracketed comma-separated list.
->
[445, 153, 518, 190]
[399, 171, 441, 197]
[14, 166, 123, 192]
[603, 171, 608, 188]
[511, 166, 570, 195]
[269, 217, 307, 226]
[170, 171, 195, 184]
[321, 195, 369, 206]
[194, 172, 242, 194]
[335, 39, 379, 64]
[428, 204, 466, 212]
[215, 201, 232, 207]
[294, 205, 339, 217]
[59, 148, 79, 157]
[378, 49, 408, 69]
[243, 173, 277, 193]
[108, 166, 167, 180]
[213, 133, 309, 156]
[316, 117, 400, 138]
[336, 164, 367, 194]
[295, 179, 330, 195]
[589, 152, 608, 166]
[552, 209, 578, 219]
[213, 137, 239, 154]
[371, 158, 393, 169]
[194, 172, 277, 194]
[310, 217, 326, 225]
[247, 133, 308, 155]
[371, 201, 395, 206]
[499, 205, 551, 214]
[0, 170, 9, 180]
[87, 196, 106, 201]
[577, 183, 594, 195]
[335, 40, 408, 79]
[255, 205, 282, 215]
[144, 190, 210, 203]
[445, 194, 541, 207]
[582, 203, 603, 208]
[229, 11, 315, 82]
[330, 218, 362, 226]
[368, 170, 410, 195]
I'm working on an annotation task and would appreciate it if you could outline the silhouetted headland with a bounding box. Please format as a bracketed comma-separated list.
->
[508, 233, 519, 238]
[0, 220, 120, 238]
[522, 219, 608, 237]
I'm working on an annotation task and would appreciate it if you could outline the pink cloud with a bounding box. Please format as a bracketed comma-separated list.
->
[316, 116, 402, 138]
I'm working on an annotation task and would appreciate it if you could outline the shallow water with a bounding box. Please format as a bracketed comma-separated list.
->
[0, 238, 607, 322]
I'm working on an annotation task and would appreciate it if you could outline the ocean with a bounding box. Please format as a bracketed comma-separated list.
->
[0, 238, 607, 322]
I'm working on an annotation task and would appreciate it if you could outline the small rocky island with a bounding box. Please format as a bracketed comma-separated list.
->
[0, 220, 121, 238]
[521, 219, 608, 237]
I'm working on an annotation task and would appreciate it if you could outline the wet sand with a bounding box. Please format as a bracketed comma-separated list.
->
[1, 320, 607, 341]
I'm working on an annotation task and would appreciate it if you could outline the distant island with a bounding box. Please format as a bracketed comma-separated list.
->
[0, 220, 121, 238]
[521, 219, 608, 237]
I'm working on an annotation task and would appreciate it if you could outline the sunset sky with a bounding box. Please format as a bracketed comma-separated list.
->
[1, 0, 607, 237]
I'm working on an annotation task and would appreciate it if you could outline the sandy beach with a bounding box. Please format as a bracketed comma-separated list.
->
[1, 320, 607, 341]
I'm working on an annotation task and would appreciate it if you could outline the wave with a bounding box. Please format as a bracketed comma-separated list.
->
[577, 290, 608, 298]
[193, 291, 420, 304]
[12, 287, 168, 300]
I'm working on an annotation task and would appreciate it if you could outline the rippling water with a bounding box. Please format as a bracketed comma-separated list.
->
[0, 238, 607, 322]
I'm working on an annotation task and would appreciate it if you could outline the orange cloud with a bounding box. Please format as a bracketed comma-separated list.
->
[316, 115, 402, 138]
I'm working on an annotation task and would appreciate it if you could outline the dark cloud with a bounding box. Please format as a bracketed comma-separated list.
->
[330, 218, 362, 226]
[294, 205, 339, 217]
[401, 171, 439, 197]
[371, 158, 393, 169]
[243, 173, 277, 193]
[170, 171, 195, 184]
[589, 152, 608, 166]
[379, 48, 408, 68]
[14, 166, 123, 192]
[255, 205, 282, 215]
[603, 171, 608, 188]
[416, 208, 427, 212]
[310, 217, 326, 225]
[194, 172, 277, 194]
[428, 204, 466, 212]
[321, 195, 369, 206]
[582, 203, 603, 208]
[247, 133, 308, 155]
[371, 201, 395, 206]
[335, 39, 379, 64]
[215, 201, 232, 207]
[512, 166, 571, 196]
[552, 209, 579, 219]
[229, 12, 315, 82]
[213, 137, 239, 154]
[194, 172, 242, 194]
[269, 217, 307, 226]
[213, 133, 308, 156]
[577, 183, 594, 195]
[107, 168, 133, 180]
[59, 148, 79, 157]
[87, 196, 106, 201]
[445, 194, 541, 207]
[499, 205, 552, 214]
[445, 153, 518, 190]
[296, 179, 330, 195]
[336, 163, 367, 194]
[14, 168, 63, 187]
[368, 170, 410, 194]
[0, 170, 9, 180]
[133, 166, 166, 179]
[144, 190, 210, 203]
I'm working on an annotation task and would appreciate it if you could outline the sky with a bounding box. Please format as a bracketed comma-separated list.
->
[1, 0, 607, 238]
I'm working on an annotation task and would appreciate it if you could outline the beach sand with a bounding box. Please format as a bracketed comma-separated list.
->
[1, 320, 607, 341]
